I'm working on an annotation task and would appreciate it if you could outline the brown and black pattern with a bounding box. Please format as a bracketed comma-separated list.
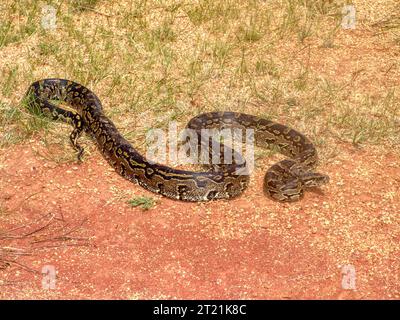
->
[25, 79, 329, 202]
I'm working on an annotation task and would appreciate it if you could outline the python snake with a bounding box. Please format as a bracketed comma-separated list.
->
[25, 79, 329, 202]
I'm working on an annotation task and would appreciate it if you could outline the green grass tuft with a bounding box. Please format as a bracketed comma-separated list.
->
[127, 196, 156, 210]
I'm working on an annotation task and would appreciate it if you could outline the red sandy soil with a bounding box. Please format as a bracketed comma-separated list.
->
[0, 142, 399, 299]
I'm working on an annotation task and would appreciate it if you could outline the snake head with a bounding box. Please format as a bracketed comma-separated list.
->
[299, 172, 330, 188]
[272, 172, 329, 202]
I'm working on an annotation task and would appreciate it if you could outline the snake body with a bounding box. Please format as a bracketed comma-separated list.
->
[25, 79, 329, 202]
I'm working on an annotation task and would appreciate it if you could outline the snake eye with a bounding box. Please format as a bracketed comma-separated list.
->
[177, 185, 188, 194]
[206, 190, 218, 200]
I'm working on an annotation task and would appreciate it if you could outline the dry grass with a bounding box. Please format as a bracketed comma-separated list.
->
[0, 0, 399, 160]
